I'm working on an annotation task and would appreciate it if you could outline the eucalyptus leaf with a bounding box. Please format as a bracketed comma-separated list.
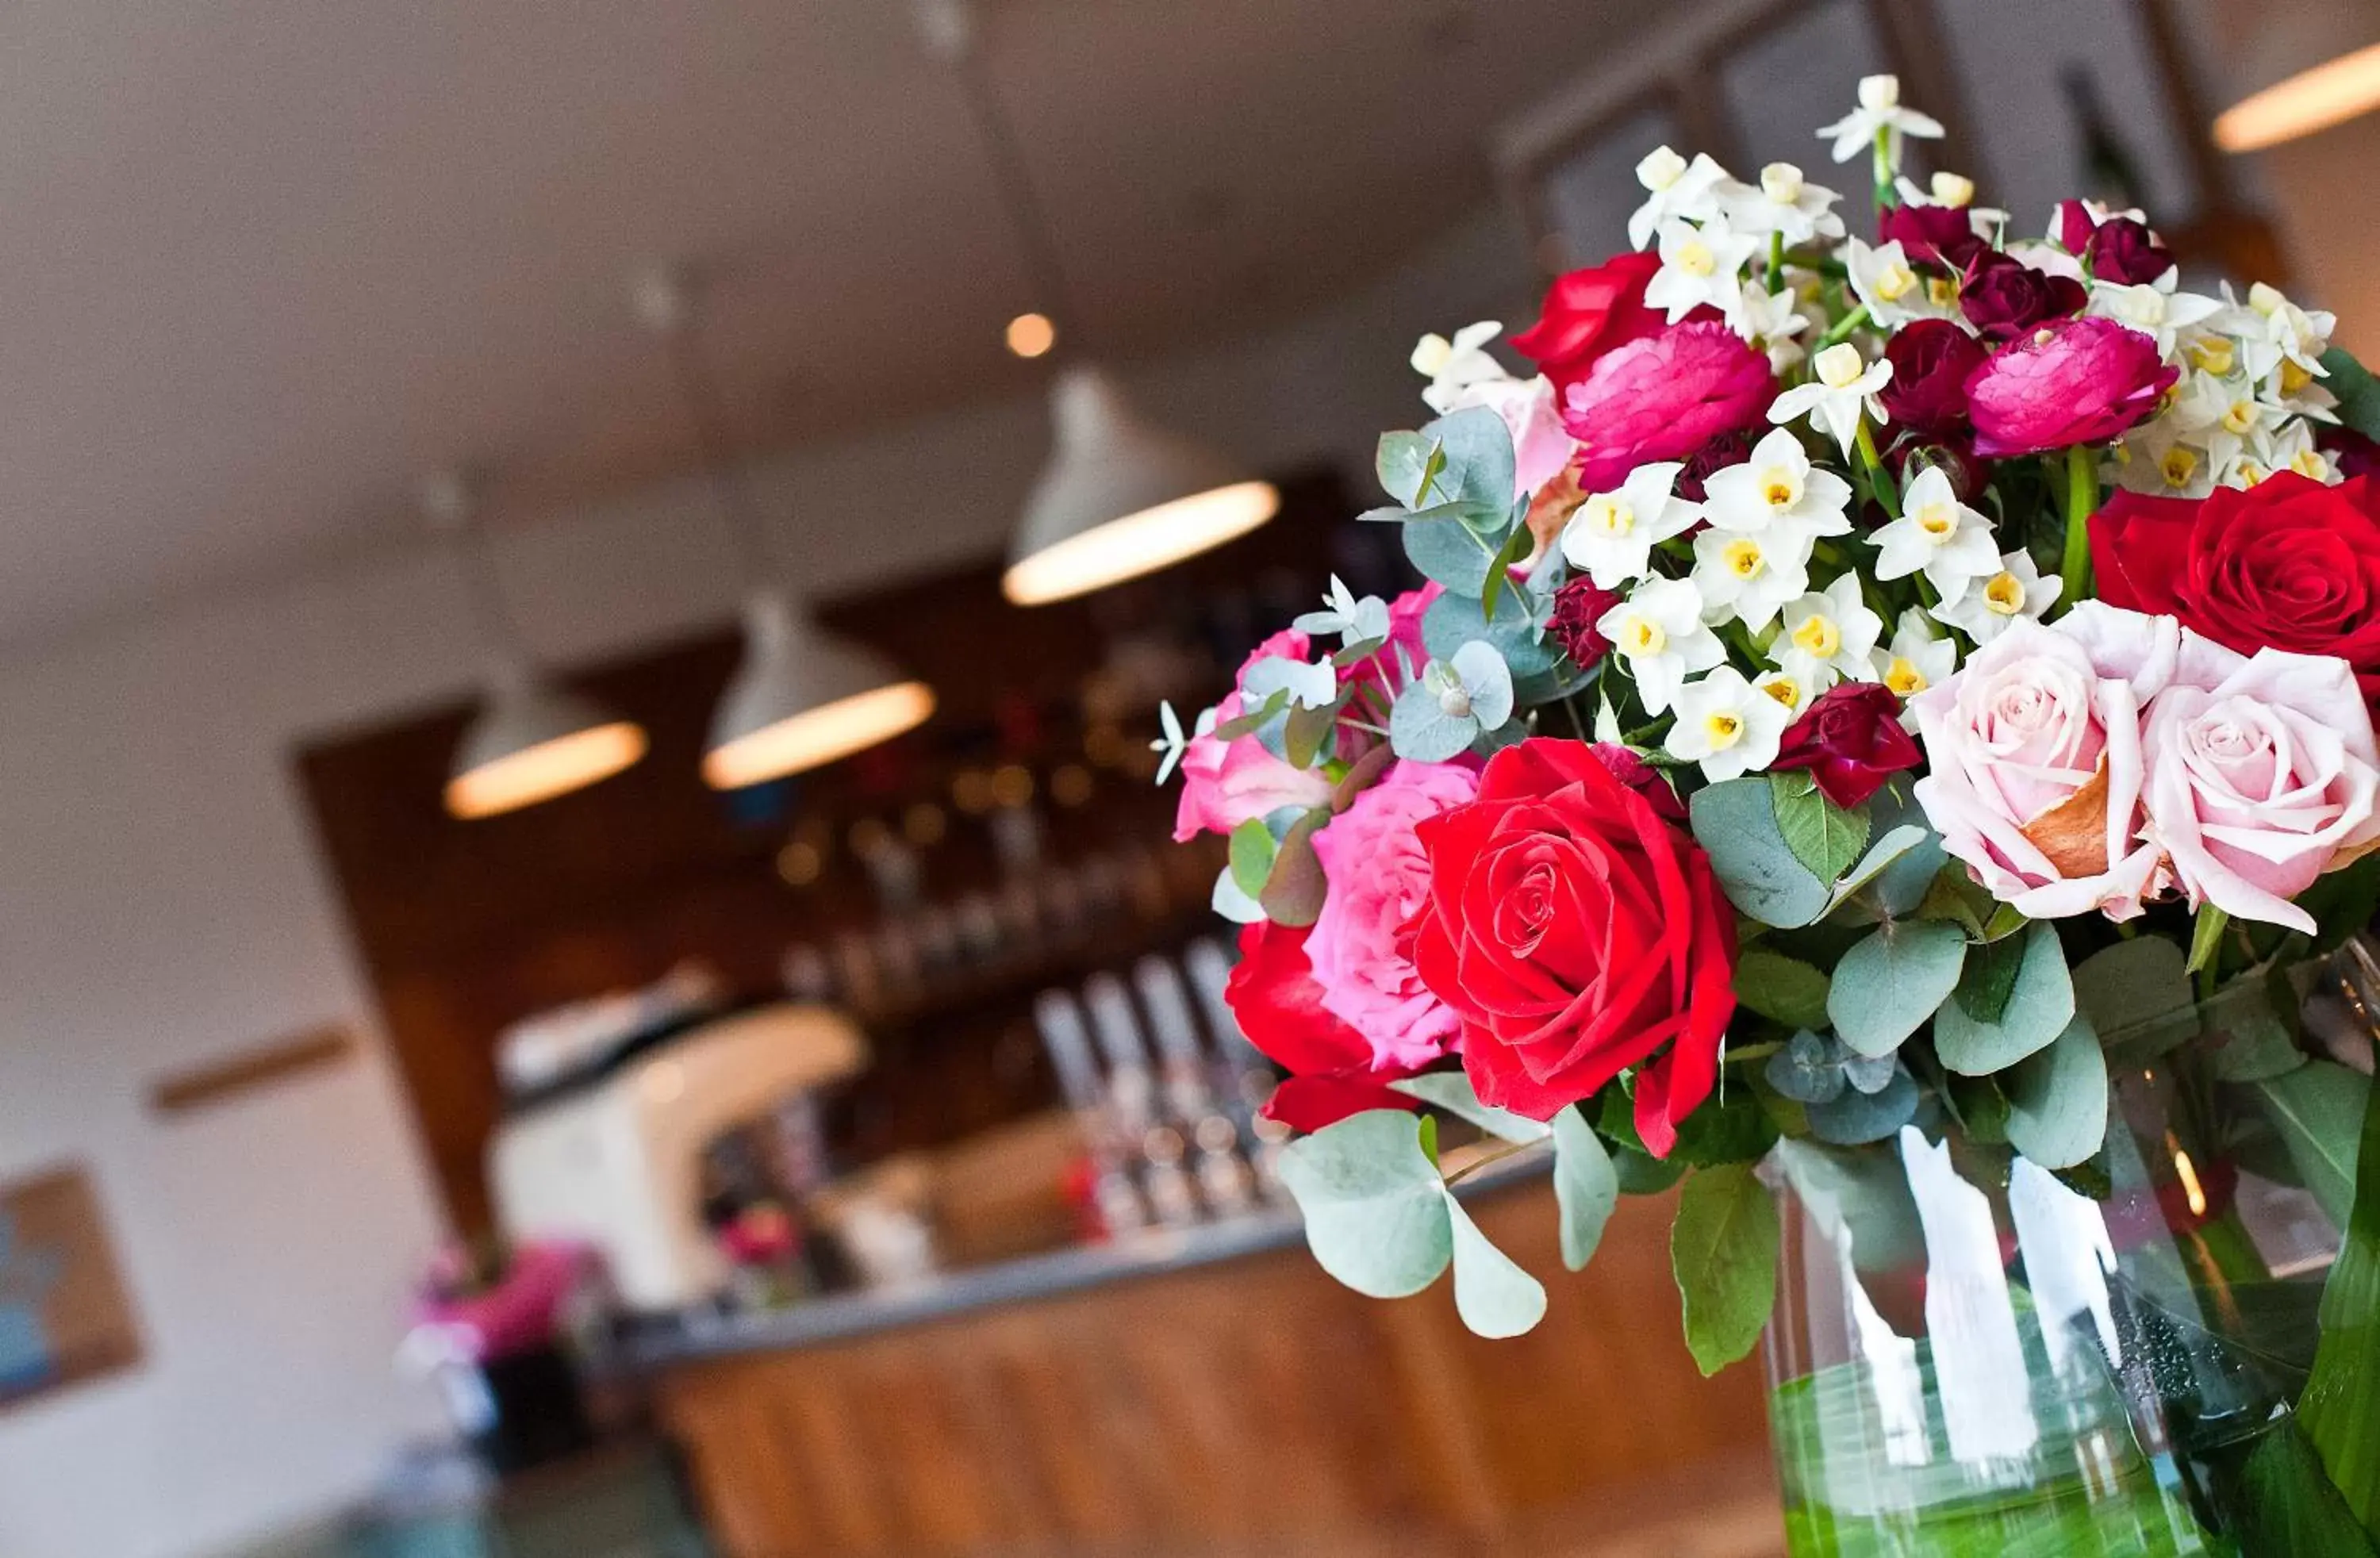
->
[2251, 1060, 2373, 1229]
[1766, 1029, 1848, 1105]
[1389, 1072, 1552, 1145]
[1376, 430, 1441, 507]
[1826, 824, 1934, 918]
[1420, 404, 1518, 514]
[2300, 1044, 2380, 1538]
[1864, 789, 1948, 917]
[1935, 922, 2075, 1076]
[1672, 1164, 1779, 1376]
[1691, 777, 1831, 929]
[1228, 817, 1276, 900]
[1829, 919, 1967, 1059]
[1773, 1137, 1925, 1274]
[2071, 937, 2195, 1057]
[2003, 1016, 2110, 1169]
[1275, 1111, 1453, 1299]
[1445, 1192, 1549, 1338]
[1733, 950, 1832, 1031]
[1211, 866, 1266, 923]
[1390, 677, 1478, 762]
[2213, 1001, 2310, 1084]
[1806, 1065, 1921, 1145]
[1480, 519, 1536, 622]
[1424, 588, 1559, 680]
[2322, 344, 2380, 445]
[1283, 698, 1339, 770]
[1552, 1107, 1619, 1272]
[1772, 773, 1871, 885]
[1403, 517, 1501, 596]
[1257, 812, 1329, 927]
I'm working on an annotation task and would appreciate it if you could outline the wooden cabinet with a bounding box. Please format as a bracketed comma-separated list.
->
[651, 1183, 1782, 1557]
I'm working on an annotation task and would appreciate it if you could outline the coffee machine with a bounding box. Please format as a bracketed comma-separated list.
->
[489, 1003, 868, 1313]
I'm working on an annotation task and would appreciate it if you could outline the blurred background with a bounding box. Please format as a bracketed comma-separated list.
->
[0, 1, 2371, 1554]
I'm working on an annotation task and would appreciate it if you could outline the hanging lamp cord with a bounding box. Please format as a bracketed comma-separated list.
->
[658, 318, 782, 584]
[937, 13, 1090, 351]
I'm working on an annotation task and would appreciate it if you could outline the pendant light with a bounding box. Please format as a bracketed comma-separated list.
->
[631, 271, 936, 789]
[916, 0, 1279, 605]
[2213, 2, 2380, 151]
[428, 471, 649, 819]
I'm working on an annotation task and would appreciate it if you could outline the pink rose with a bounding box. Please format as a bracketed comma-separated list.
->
[1440, 375, 1580, 503]
[1964, 316, 2176, 459]
[1306, 760, 1483, 1069]
[1173, 626, 1338, 842]
[1911, 604, 2219, 919]
[2141, 647, 2380, 933]
[1560, 321, 1773, 491]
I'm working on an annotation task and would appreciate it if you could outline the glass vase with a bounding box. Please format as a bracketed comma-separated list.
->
[1761, 938, 2379, 1557]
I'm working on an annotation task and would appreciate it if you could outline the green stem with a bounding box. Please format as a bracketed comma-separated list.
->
[1871, 126, 1894, 213]
[1818, 303, 1872, 349]
[2057, 443, 2097, 613]
[1854, 420, 1900, 518]
[1769, 230, 1786, 285]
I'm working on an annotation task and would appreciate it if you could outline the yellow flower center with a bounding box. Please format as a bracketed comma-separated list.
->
[1583, 495, 1634, 535]
[1703, 711, 1745, 749]
[1926, 275, 1958, 309]
[1760, 677, 1802, 710]
[2221, 399, 2259, 436]
[1872, 260, 1917, 302]
[1883, 656, 1928, 696]
[1676, 240, 1717, 278]
[1915, 501, 1957, 539]
[1760, 163, 1803, 204]
[1620, 615, 1666, 656]
[1760, 467, 1801, 508]
[1723, 538, 1766, 579]
[1791, 614, 1842, 658]
[1983, 572, 2028, 615]
[2282, 359, 2315, 396]
[2160, 445, 2201, 489]
[2187, 337, 2235, 376]
[2290, 447, 2330, 479]
[2236, 459, 2270, 486]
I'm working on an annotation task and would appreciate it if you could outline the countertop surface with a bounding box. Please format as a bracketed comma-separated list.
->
[617, 1148, 1549, 1370]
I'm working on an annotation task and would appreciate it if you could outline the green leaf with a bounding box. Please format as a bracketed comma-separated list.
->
[1825, 824, 1934, 918]
[2232, 1408, 2380, 1558]
[1390, 1071, 1552, 1145]
[2322, 344, 2380, 446]
[2003, 1016, 2110, 1169]
[1376, 430, 1442, 507]
[1733, 950, 1833, 1030]
[1422, 589, 1560, 681]
[1228, 817, 1276, 900]
[1863, 789, 1948, 917]
[1403, 516, 1503, 596]
[1420, 404, 1518, 514]
[1691, 777, 1831, 928]
[2189, 904, 2232, 976]
[2253, 1060, 2374, 1231]
[1935, 922, 2075, 1076]
[1672, 1164, 1780, 1376]
[1275, 1111, 1453, 1299]
[2301, 849, 2380, 954]
[2302, 1042, 2380, 1541]
[1771, 773, 1871, 885]
[1829, 919, 1967, 1059]
[1613, 1145, 1687, 1194]
[2071, 937, 2196, 1057]
[1773, 1138, 1924, 1274]
[1390, 676, 1478, 762]
[2214, 996, 2309, 1083]
[1445, 1194, 1549, 1338]
[1211, 685, 1288, 742]
[1957, 931, 2027, 1024]
[1670, 1084, 1782, 1166]
[1552, 1107, 1619, 1272]
[1257, 811, 1329, 927]
[1805, 1066, 1920, 1145]
[1479, 519, 1537, 622]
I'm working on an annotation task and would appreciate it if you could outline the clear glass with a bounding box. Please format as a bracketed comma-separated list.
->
[1762, 938, 2378, 1557]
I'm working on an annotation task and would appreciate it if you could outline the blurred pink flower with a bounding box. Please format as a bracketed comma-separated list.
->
[1964, 316, 2175, 458]
[1173, 626, 1339, 842]
[1559, 321, 1772, 491]
[1441, 374, 1579, 502]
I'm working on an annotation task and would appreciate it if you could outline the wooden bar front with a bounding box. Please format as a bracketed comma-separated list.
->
[650, 1183, 1783, 1557]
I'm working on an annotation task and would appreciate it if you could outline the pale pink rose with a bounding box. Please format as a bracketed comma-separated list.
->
[1441, 375, 1579, 503]
[1173, 626, 1338, 842]
[2140, 647, 2380, 933]
[1910, 603, 2198, 920]
[1307, 759, 1481, 1069]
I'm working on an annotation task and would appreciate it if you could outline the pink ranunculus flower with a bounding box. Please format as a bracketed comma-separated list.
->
[2140, 645, 2380, 933]
[1306, 759, 1482, 1069]
[1440, 374, 1580, 503]
[1173, 626, 1339, 842]
[1559, 320, 1773, 492]
[1911, 603, 2220, 920]
[1964, 315, 2176, 459]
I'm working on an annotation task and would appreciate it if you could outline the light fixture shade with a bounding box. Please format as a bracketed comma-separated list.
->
[445, 664, 648, 819]
[1001, 365, 1279, 606]
[2213, 2, 2380, 151]
[702, 593, 936, 789]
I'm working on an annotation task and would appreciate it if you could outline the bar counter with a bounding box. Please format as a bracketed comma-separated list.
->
[632, 1173, 1785, 1558]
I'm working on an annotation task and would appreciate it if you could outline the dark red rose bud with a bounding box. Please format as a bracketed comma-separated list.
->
[2089, 217, 2172, 285]
[1546, 576, 1622, 672]
[2321, 425, 2380, 482]
[1960, 252, 2088, 342]
[1676, 428, 1756, 501]
[2055, 199, 2098, 257]
[1879, 318, 1990, 437]
[1879, 201, 1983, 271]
[1883, 433, 1987, 504]
[1770, 682, 1922, 809]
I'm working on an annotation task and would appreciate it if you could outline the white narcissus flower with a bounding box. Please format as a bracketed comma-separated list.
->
[1560, 462, 1701, 589]
[1628, 146, 1733, 251]
[1721, 162, 1846, 247]
[1702, 428, 1856, 538]
[1929, 551, 2061, 645]
[1870, 608, 1957, 729]
[1664, 666, 1793, 783]
[1753, 666, 1812, 718]
[1597, 577, 1725, 716]
[1768, 342, 1892, 459]
[1815, 74, 1944, 169]
[1772, 573, 1884, 695]
[2248, 281, 2336, 389]
[1691, 514, 1813, 633]
[2087, 273, 2224, 359]
[1867, 466, 2002, 601]
[1411, 320, 1507, 413]
[1737, 281, 1811, 372]
[1645, 217, 1760, 326]
[1844, 239, 1952, 330]
[1893, 169, 2008, 240]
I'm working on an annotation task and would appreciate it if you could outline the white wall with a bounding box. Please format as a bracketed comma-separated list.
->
[0, 205, 1535, 1558]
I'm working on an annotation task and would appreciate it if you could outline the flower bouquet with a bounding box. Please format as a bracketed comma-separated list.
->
[1153, 76, 2380, 1556]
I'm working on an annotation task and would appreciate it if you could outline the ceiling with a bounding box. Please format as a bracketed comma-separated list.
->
[0, 0, 1687, 648]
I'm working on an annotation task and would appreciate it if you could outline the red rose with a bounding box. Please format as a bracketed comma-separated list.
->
[1879, 319, 1990, 436]
[2090, 474, 2380, 704]
[1879, 202, 1983, 271]
[1409, 739, 1736, 1156]
[1224, 919, 1421, 1131]
[1958, 252, 2086, 343]
[1770, 682, 1923, 808]
[1509, 253, 1668, 392]
[1545, 577, 1622, 672]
